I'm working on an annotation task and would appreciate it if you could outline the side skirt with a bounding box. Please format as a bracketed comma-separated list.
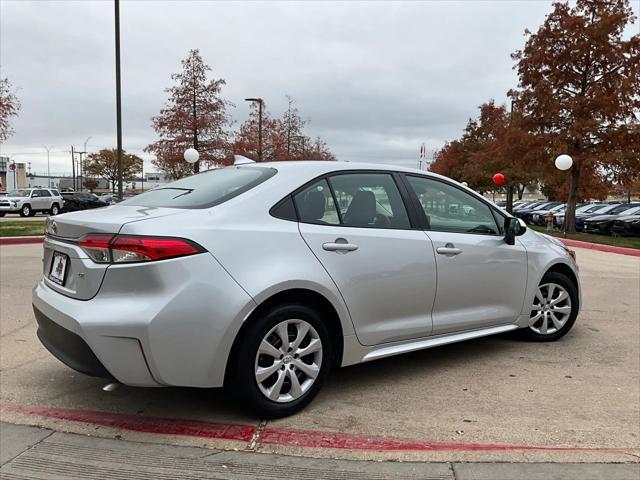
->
[341, 324, 519, 367]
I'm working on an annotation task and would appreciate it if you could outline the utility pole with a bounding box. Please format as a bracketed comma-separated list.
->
[42, 145, 52, 187]
[81, 136, 92, 192]
[114, 0, 123, 200]
[71, 145, 76, 190]
[244, 98, 263, 161]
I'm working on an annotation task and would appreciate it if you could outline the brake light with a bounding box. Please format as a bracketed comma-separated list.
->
[78, 234, 113, 263]
[78, 234, 205, 264]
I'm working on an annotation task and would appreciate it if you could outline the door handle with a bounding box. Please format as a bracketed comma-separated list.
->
[323, 240, 359, 252]
[436, 243, 462, 256]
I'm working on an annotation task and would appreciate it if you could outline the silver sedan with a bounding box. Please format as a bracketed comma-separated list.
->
[33, 161, 580, 417]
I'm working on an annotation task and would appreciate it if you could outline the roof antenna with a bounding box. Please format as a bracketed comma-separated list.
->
[234, 155, 256, 166]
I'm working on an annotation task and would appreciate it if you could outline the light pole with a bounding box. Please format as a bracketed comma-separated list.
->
[184, 148, 199, 172]
[114, 0, 123, 200]
[77, 136, 92, 192]
[245, 98, 263, 161]
[555, 154, 574, 236]
[42, 145, 52, 187]
[292, 135, 305, 158]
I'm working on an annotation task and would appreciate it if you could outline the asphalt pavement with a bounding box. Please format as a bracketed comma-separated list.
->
[0, 243, 638, 471]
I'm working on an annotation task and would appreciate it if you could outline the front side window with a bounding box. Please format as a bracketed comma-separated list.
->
[122, 167, 276, 209]
[406, 176, 499, 235]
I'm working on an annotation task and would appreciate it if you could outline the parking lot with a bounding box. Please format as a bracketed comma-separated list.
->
[1, 243, 638, 463]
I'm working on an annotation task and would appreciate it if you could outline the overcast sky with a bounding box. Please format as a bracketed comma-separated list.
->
[2, 1, 637, 174]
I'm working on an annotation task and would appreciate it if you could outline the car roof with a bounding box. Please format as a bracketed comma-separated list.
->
[241, 160, 456, 182]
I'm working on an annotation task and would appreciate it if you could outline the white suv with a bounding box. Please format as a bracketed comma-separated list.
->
[0, 188, 64, 217]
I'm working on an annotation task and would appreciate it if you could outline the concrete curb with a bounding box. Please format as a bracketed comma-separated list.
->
[560, 238, 640, 257]
[0, 236, 45, 245]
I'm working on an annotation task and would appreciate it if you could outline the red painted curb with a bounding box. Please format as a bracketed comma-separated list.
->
[0, 236, 44, 245]
[0, 404, 625, 453]
[560, 238, 640, 257]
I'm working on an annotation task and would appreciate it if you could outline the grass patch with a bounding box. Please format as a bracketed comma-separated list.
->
[530, 225, 640, 250]
[0, 221, 45, 237]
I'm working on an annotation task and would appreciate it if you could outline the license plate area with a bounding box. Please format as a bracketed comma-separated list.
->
[49, 252, 69, 286]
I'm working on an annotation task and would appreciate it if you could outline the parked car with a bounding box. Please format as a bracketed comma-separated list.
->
[610, 215, 640, 237]
[513, 200, 542, 212]
[531, 204, 566, 226]
[60, 192, 108, 212]
[554, 204, 605, 228]
[33, 161, 580, 417]
[575, 203, 637, 231]
[516, 202, 562, 224]
[582, 204, 640, 235]
[0, 188, 64, 217]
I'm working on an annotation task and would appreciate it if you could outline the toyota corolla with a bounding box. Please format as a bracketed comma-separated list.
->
[33, 161, 580, 417]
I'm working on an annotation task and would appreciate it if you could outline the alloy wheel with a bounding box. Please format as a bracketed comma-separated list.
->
[254, 319, 323, 403]
[529, 282, 572, 335]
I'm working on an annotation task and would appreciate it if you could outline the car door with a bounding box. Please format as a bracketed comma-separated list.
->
[404, 175, 528, 335]
[37, 189, 52, 210]
[296, 172, 437, 346]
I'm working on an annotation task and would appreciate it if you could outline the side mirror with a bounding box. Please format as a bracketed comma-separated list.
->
[504, 217, 525, 245]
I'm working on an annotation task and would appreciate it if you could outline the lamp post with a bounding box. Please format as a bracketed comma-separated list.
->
[292, 135, 305, 158]
[555, 154, 573, 236]
[114, 0, 123, 200]
[184, 148, 199, 172]
[244, 98, 263, 161]
[42, 145, 52, 187]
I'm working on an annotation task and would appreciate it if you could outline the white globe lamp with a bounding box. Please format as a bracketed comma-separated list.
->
[184, 148, 199, 164]
[555, 154, 573, 171]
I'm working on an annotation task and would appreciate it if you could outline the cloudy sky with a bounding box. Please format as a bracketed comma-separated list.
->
[2, 1, 637, 174]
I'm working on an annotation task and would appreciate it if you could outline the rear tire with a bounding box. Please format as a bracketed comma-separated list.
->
[0, 212, 5, 217]
[19, 205, 31, 217]
[228, 304, 332, 418]
[50, 203, 60, 215]
[516, 271, 578, 342]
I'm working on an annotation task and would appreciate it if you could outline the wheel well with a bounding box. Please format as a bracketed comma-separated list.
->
[225, 289, 344, 385]
[546, 263, 578, 289]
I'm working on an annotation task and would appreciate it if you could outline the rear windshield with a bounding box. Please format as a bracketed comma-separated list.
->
[121, 166, 276, 209]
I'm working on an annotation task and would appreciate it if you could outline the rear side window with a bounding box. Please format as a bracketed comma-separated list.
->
[121, 167, 276, 209]
[294, 180, 340, 225]
[51, 190, 60, 196]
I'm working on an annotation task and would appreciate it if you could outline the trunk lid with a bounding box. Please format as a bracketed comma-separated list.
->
[43, 205, 184, 300]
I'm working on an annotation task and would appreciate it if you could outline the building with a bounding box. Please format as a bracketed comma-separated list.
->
[143, 172, 169, 190]
[0, 156, 27, 191]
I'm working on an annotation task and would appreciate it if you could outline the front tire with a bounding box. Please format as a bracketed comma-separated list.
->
[517, 271, 578, 341]
[19, 205, 31, 217]
[229, 304, 332, 418]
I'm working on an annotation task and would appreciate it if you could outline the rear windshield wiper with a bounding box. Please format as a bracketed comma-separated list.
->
[153, 187, 195, 200]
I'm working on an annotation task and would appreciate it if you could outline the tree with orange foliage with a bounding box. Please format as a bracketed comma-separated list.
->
[510, 0, 640, 232]
[146, 50, 233, 179]
[232, 96, 334, 162]
[0, 78, 21, 142]
[431, 101, 541, 212]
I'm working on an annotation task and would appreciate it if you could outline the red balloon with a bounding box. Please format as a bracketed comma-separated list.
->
[492, 173, 505, 185]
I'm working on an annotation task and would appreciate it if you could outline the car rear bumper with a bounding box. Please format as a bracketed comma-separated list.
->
[32, 252, 257, 388]
[34, 306, 115, 380]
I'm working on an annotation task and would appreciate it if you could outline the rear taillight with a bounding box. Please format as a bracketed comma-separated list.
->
[78, 234, 205, 264]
